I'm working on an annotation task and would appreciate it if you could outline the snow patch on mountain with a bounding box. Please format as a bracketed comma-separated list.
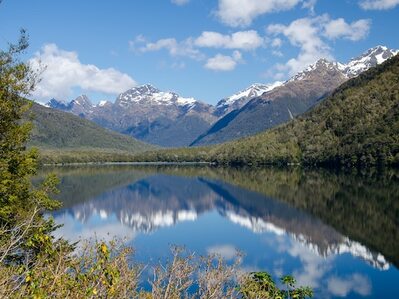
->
[217, 82, 283, 109]
[286, 45, 398, 84]
[340, 45, 398, 78]
[118, 209, 198, 233]
[288, 59, 342, 82]
[116, 84, 198, 108]
[226, 210, 390, 271]
[98, 100, 109, 107]
[288, 45, 398, 84]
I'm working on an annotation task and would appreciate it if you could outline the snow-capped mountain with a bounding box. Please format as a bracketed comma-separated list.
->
[287, 46, 397, 84]
[116, 84, 197, 109]
[286, 46, 397, 83]
[192, 45, 398, 146]
[69, 95, 93, 115]
[213, 46, 397, 116]
[47, 98, 69, 110]
[215, 82, 283, 116]
[97, 100, 111, 107]
[288, 59, 344, 82]
[48, 84, 217, 147]
[47, 95, 94, 116]
[340, 45, 398, 78]
[47, 45, 397, 147]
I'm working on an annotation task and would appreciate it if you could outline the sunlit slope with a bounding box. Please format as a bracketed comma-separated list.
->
[136, 54, 399, 166]
[28, 103, 155, 153]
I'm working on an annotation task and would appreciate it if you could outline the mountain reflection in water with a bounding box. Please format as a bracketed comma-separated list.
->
[38, 166, 399, 298]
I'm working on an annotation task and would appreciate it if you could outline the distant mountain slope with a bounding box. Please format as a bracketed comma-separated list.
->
[136, 52, 399, 167]
[213, 82, 283, 117]
[48, 84, 217, 147]
[46, 46, 397, 149]
[209, 52, 399, 166]
[192, 46, 398, 146]
[28, 103, 154, 153]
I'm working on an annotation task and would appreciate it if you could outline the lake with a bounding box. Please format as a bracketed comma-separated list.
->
[38, 165, 399, 298]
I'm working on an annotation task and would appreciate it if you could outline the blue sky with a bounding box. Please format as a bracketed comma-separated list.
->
[1, 0, 398, 104]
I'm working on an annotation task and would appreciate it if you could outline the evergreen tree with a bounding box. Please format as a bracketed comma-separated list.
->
[0, 30, 60, 265]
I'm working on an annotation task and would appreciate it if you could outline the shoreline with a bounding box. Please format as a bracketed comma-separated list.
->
[42, 161, 214, 167]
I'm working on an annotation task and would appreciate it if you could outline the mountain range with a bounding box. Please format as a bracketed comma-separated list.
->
[209, 49, 399, 166]
[133, 46, 399, 167]
[46, 45, 397, 148]
[191, 46, 398, 145]
[48, 85, 217, 147]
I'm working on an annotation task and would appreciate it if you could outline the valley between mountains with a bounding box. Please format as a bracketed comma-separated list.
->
[34, 45, 399, 166]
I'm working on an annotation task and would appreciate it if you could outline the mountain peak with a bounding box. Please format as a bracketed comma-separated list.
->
[116, 84, 198, 108]
[288, 58, 342, 83]
[216, 81, 283, 110]
[342, 45, 398, 78]
[97, 100, 111, 107]
[287, 45, 398, 83]
[136, 84, 160, 93]
[73, 94, 91, 104]
[47, 98, 69, 110]
[308, 58, 339, 70]
[366, 45, 388, 54]
[121, 84, 160, 97]
[70, 95, 93, 110]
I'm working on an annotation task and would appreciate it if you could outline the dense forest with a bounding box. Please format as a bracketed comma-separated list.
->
[127, 54, 399, 167]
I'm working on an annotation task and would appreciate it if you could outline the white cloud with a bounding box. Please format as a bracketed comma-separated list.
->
[232, 50, 243, 61]
[131, 36, 203, 60]
[171, 61, 186, 69]
[29, 44, 136, 101]
[195, 30, 264, 50]
[288, 241, 332, 288]
[215, 0, 302, 27]
[327, 274, 371, 297]
[359, 0, 399, 10]
[171, 0, 190, 5]
[272, 50, 284, 57]
[52, 212, 136, 245]
[204, 51, 242, 71]
[267, 16, 332, 76]
[207, 244, 238, 260]
[271, 38, 283, 48]
[267, 15, 371, 76]
[302, 0, 317, 13]
[324, 18, 371, 41]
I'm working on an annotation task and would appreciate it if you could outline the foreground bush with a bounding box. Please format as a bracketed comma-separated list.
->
[0, 239, 312, 299]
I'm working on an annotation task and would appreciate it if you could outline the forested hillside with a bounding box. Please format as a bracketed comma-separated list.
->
[134, 54, 399, 167]
[28, 103, 154, 153]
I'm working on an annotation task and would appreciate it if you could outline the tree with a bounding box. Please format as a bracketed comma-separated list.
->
[0, 30, 60, 266]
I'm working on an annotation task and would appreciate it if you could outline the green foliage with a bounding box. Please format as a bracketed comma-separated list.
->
[1, 240, 140, 298]
[0, 240, 312, 299]
[212, 55, 399, 167]
[38, 148, 146, 164]
[0, 30, 61, 266]
[239, 272, 313, 299]
[28, 102, 155, 154]
[126, 54, 399, 167]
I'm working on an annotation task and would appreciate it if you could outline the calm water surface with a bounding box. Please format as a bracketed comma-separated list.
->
[38, 166, 399, 298]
